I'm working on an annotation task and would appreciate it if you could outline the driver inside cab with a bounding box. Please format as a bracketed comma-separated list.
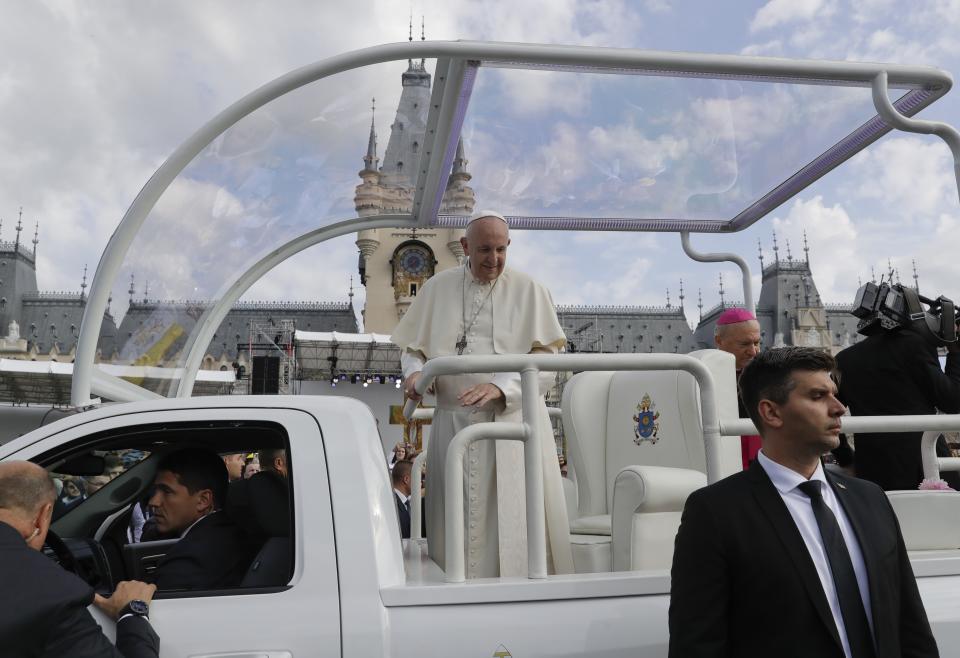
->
[147, 448, 256, 591]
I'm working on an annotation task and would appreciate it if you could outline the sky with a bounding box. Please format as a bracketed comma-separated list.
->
[1, 0, 959, 331]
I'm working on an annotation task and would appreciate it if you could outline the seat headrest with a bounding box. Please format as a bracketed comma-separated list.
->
[227, 471, 291, 538]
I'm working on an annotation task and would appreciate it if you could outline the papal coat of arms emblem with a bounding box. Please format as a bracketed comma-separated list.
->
[633, 393, 660, 445]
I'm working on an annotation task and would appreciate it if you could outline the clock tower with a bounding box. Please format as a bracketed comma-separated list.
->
[354, 58, 475, 333]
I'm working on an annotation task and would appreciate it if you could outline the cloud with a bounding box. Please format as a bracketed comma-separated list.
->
[769, 196, 859, 303]
[846, 137, 956, 217]
[749, 0, 833, 32]
[740, 40, 784, 57]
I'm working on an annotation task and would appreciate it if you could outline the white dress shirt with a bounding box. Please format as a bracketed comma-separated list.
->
[757, 451, 874, 658]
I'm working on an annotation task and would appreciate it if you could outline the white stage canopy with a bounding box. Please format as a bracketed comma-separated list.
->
[295, 331, 401, 384]
[0, 359, 234, 405]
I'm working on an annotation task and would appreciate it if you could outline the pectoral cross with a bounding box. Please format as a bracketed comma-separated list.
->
[456, 334, 468, 355]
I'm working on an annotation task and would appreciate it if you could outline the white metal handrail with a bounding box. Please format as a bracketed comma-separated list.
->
[403, 353, 720, 479]
[409, 443, 429, 541]
[405, 406, 562, 421]
[405, 405, 562, 543]
[403, 353, 719, 583]
[725, 414, 960, 480]
[444, 419, 540, 583]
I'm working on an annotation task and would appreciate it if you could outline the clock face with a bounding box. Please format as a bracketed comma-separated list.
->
[399, 247, 430, 276]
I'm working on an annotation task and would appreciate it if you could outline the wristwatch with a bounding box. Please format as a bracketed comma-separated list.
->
[118, 599, 149, 620]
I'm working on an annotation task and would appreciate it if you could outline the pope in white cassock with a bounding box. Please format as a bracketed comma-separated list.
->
[391, 211, 574, 578]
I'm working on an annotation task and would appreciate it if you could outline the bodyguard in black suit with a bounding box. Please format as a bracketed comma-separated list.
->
[836, 327, 960, 490]
[147, 448, 256, 591]
[670, 347, 937, 658]
[393, 459, 414, 538]
[0, 461, 159, 658]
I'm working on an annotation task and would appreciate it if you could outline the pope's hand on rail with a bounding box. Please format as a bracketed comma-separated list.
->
[404, 372, 424, 401]
[458, 383, 503, 408]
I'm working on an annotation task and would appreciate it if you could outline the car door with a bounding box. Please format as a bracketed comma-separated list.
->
[2, 405, 340, 658]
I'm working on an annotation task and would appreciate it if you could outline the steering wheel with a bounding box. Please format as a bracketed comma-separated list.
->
[45, 528, 115, 593]
[43, 528, 81, 574]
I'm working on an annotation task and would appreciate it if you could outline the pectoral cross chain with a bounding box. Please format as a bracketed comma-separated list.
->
[456, 334, 468, 355]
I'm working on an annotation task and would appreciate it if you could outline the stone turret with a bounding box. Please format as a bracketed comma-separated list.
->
[353, 55, 476, 333]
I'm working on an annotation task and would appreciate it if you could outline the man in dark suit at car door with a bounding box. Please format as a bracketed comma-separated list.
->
[0, 461, 159, 658]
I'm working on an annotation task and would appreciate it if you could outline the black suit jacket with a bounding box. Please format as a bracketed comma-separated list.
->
[151, 511, 255, 591]
[837, 329, 960, 490]
[669, 462, 937, 657]
[395, 492, 412, 539]
[0, 521, 158, 658]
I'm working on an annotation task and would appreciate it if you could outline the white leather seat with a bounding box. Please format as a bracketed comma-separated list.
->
[562, 349, 741, 572]
[887, 489, 960, 557]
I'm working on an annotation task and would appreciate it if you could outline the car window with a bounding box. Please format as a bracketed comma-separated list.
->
[36, 419, 296, 596]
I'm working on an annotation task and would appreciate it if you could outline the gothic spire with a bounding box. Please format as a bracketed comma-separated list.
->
[757, 238, 764, 270]
[785, 238, 793, 262]
[363, 98, 379, 172]
[453, 137, 467, 174]
[772, 231, 779, 264]
[80, 265, 87, 301]
[32, 222, 38, 255]
[803, 229, 810, 264]
[420, 15, 426, 68]
[14, 207, 23, 250]
[407, 10, 415, 70]
[665, 287, 671, 308]
[128, 273, 136, 304]
[870, 265, 877, 283]
[447, 136, 472, 185]
[348, 275, 355, 304]
[697, 288, 703, 322]
[718, 272, 725, 305]
[912, 259, 919, 290]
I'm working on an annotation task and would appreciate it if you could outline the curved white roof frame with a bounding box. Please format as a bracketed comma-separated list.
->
[872, 71, 960, 198]
[171, 214, 409, 398]
[72, 40, 958, 407]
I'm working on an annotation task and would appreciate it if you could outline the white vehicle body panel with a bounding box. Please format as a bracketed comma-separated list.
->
[6, 397, 960, 657]
[1, 400, 342, 658]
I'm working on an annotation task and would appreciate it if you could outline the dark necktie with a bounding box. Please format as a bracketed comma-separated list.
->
[797, 480, 876, 658]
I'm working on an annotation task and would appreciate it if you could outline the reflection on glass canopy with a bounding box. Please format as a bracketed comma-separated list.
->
[456, 68, 898, 224]
[81, 41, 952, 400]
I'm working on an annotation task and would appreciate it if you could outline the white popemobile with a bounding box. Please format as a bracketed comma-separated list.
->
[3, 41, 960, 657]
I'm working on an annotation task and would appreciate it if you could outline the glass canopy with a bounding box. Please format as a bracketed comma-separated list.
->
[77, 41, 953, 402]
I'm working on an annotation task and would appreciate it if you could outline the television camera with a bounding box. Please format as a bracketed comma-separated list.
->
[852, 281, 957, 345]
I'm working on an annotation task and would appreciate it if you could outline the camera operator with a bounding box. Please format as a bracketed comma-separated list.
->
[836, 283, 960, 490]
